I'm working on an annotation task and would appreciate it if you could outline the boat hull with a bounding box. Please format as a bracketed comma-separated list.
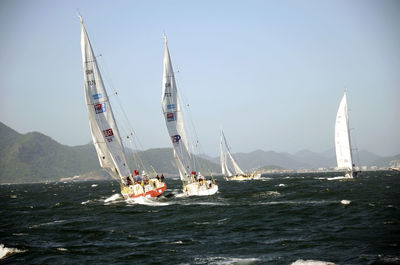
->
[225, 173, 261, 181]
[183, 181, 218, 196]
[121, 181, 167, 199]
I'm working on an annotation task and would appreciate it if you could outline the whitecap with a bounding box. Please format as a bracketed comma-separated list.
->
[91, 184, 98, 187]
[0, 244, 26, 260]
[291, 259, 337, 265]
[12, 233, 27, 236]
[81, 200, 92, 205]
[260, 200, 337, 206]
[278, 184, 286, 187]
[340, 200, 351, 205]
[327, 176, 352, 181]
[104, 193, 122, 203]
[196, 256, 260, 265]
[29, 220, 66, 229]
[57, 248, 68, 251]
[126, 197, 171, 206]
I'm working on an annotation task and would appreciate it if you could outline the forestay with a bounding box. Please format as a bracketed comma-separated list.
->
[335, 92, 353, 171]
[161, 37, 192, 182]
[80, 16, 131, 182]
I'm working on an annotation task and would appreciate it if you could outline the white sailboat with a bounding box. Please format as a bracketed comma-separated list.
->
[79, 16, 166, 199]
[334, 91, 360, 179]
[161, 37, 218, 196]
[220, 129, 261, 181]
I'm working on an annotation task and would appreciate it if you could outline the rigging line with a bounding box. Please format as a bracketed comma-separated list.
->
[175, 78, 211, 176]
[96, 57, 156, 176]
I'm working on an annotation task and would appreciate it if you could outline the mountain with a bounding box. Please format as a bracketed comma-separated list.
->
[0, 122, 219, 184]
[373, 154, 400, 168]
[211, 148, 398, 171]
[1, 121, 397, 184]
[126, 148, 219, 175]
[0, 122, 103, 184]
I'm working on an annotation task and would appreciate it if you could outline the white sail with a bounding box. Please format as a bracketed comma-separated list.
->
[335, 92, 353, 171]
[221, 130, 244, 175]
[161, 37, 192, 182]
[220, 134, 226, 175]
[80, 16, 131, 182]
[220, 135, 233, 176]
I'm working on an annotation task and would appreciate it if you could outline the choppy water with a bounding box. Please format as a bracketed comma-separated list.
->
[1, 171, 399, 264]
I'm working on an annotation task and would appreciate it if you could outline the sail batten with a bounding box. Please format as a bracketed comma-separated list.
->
[335, 92, 353, 171]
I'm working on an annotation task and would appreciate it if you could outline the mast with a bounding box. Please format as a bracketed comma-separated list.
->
[80, 16, 131, 183]
[161, 36, 193, 182]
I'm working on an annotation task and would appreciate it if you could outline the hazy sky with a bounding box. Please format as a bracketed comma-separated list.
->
[0, 0, 399, 157]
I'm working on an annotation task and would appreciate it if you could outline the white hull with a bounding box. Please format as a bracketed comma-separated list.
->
[225, 173, 261, 181]
[183, 181, 218, 196]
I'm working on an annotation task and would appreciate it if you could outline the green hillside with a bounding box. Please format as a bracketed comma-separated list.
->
[0, 122, 219, 184]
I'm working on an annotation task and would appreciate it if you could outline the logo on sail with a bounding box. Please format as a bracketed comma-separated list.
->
[171, 135, 181, 143]
[103, 128, 114, 142]
[94, 103, 106, 114]
[167, 104, 176, 109]
[92, 93, 103, 100]
[167, 112, 176, 121]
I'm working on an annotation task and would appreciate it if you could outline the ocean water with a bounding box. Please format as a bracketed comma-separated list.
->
[1, 171, 399, 265]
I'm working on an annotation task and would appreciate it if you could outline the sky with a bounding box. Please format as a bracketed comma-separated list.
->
[0, 0, 399, 157]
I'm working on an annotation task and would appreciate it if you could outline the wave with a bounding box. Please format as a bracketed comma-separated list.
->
[194, 256, 260, 265]
[326, 176, 352, 181]
[291, 259, 337, 265]
[104, 193, 122, 203]
[126, 197, 172, 206]
[29, 220, 66, 229]
[0, 244, 26, 260]
[56, 248, 68, 251]
[259, 200, 339, 206]
[340, 200, 351, 205]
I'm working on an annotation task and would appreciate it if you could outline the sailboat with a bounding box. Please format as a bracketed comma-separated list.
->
[334, 91, 360, 179]
[220, 129, 261, 181]
[79, 15, 166, 199]
[161, 37, 218, 196]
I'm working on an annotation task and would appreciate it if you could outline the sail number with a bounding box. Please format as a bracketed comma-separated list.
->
[88, 80, 96, 86]
[103, 128, 114, 142]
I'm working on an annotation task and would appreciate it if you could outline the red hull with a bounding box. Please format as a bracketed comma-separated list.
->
[122, 183, 167, 200]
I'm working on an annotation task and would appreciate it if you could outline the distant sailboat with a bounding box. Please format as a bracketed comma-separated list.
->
[161, 36, 218, 196]
[79, 15, 166, 199]
[220, 129, 261, 181]
[334, 91, 360, 178]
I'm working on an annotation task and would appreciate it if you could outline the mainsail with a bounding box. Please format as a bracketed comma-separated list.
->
[220, 134, 232, 176]
[221, 129, 244, 175]
[80, 16, 131, 182]
[161, 37, 192, 182]
[335, 92, 353, 171]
